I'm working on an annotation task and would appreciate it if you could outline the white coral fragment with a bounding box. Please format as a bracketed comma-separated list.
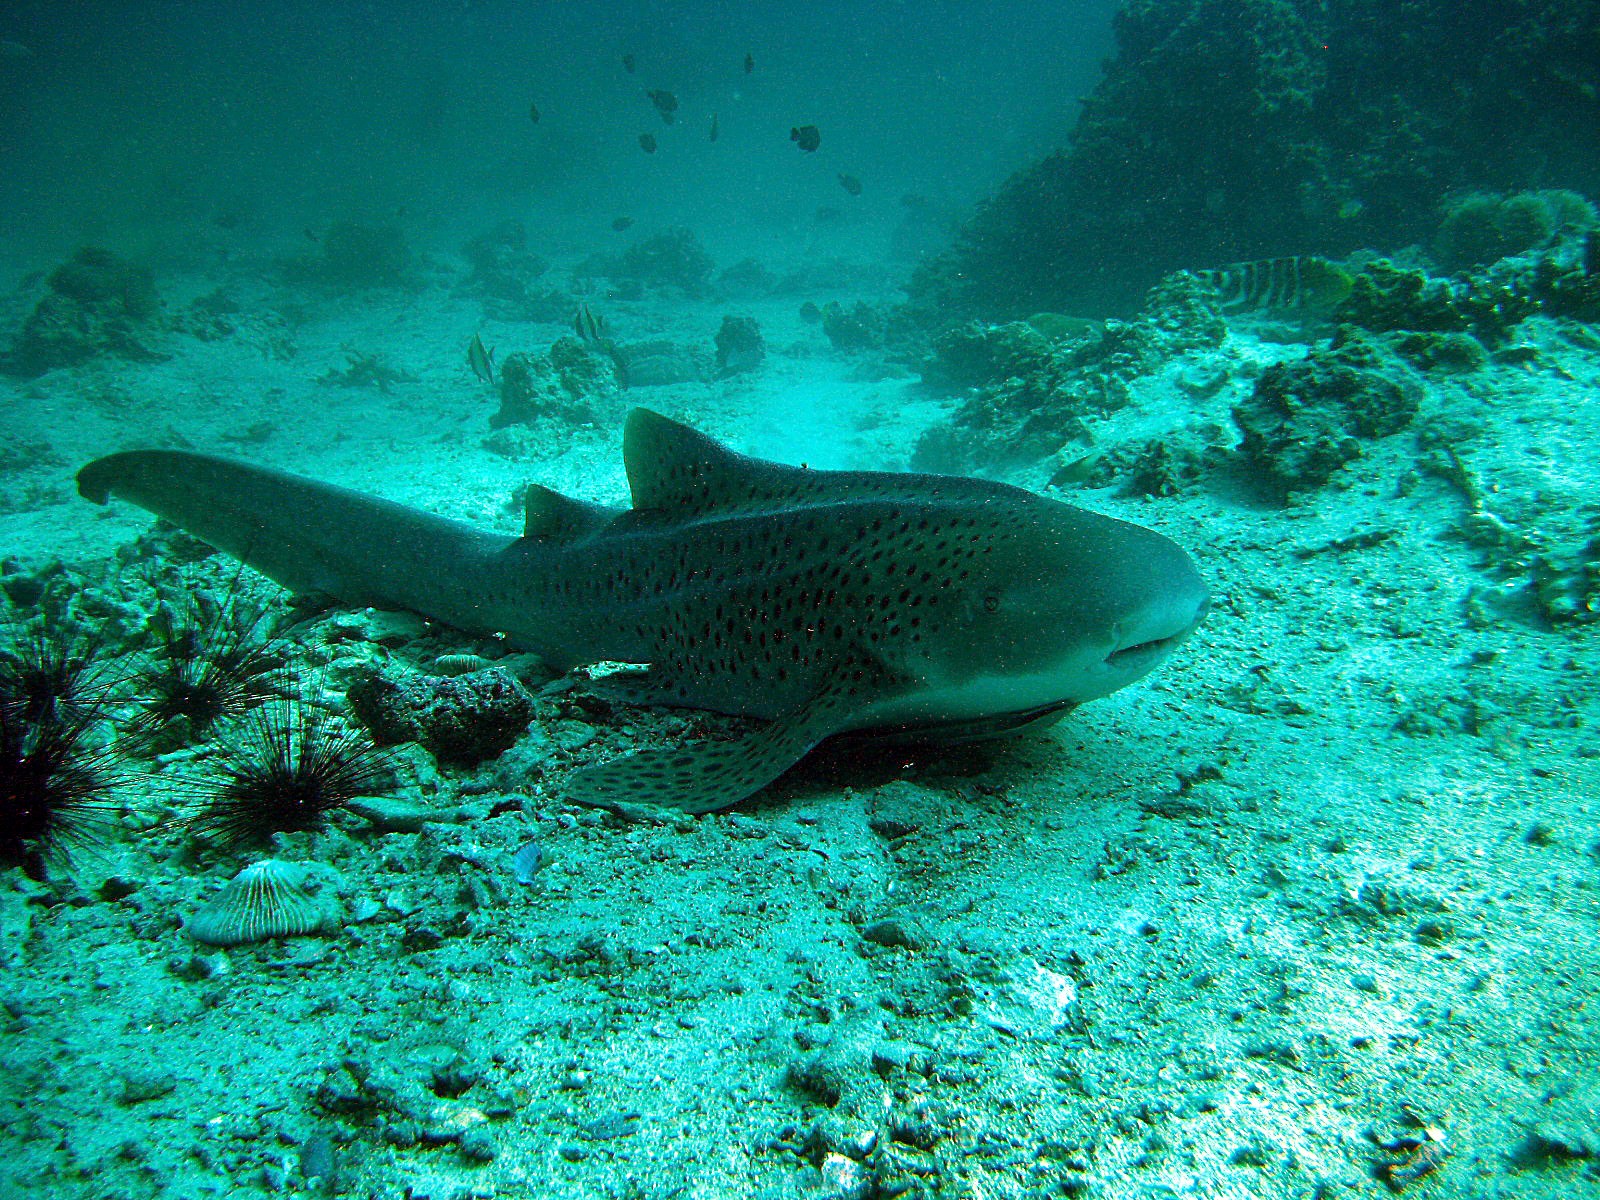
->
[185, 859, 332, 946]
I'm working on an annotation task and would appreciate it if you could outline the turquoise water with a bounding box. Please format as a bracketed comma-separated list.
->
[2, 3, 1597, 1198]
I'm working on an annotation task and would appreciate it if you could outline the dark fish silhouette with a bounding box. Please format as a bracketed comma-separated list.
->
[612, 216, 635, 232]
[638, 132, 657, 153]
[791, 124, 820, 153]
[744, 52, 754, 74]
[622, 53, 636, 74]
[709, 112, 719, 142]
[528, 102, 540, 124]
[838, 174, 862, 196]
[647, 89, 678, 124]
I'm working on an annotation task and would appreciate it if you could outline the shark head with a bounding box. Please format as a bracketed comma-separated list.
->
[889, 492, 1209, 723]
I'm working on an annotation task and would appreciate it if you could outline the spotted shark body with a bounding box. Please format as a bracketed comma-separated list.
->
[77, 409, 1208, 817]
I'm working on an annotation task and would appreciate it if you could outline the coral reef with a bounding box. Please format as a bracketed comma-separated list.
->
[608, 228, 715, 296]
[310, 221, 410, 289]
[461, 219, 551, 317]
[1433, 189, 1596, 271]
[911, 0, 1600, 320]
[1231, 330, 1421, 498]
[2, 247, 166, 376]
[911, 274, 1227, 472]
[348, 666, 535, 765]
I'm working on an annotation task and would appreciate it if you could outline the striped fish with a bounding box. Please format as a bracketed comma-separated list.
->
[1194, 256, 1354, 313]
[467, 333, 496, 386]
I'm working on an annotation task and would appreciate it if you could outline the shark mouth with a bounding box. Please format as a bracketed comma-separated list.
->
[1105, 594, 1210, 669]
[1105, 632, 1184, 667]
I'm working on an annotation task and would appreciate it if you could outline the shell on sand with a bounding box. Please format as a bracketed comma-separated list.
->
[186, 859, 332, 947]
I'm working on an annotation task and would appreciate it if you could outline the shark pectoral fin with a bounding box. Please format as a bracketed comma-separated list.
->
[577, 666, 693, 710]
[565, 668, 878, 818]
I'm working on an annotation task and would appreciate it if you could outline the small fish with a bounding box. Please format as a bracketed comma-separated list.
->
[791, 124, 820, 153]
[744, 52, 754, 74]
[528, 101, 540, 124]
[1194, 256, 1354, 313]
[612, 216, 635, 232]
[573, 303, 608, 345]
[467, 333, 496, 386]
[638, 132, 657, 154]
[709, 112, 719, 142]
[646, 89, 678, 124]
[622, 53, 636, 74]
[303, 228, 320, 243]
[510, 840, 543, 884]
[838, 173, 862, 196]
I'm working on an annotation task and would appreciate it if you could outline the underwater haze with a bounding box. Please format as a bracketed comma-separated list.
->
[0, 0, 1115, 268]
[3, 1, 1600, 1198]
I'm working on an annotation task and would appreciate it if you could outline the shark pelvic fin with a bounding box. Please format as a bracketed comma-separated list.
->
[565, 660, 886, 817]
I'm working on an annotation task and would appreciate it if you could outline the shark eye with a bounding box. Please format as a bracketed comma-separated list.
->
[982, 592, 1001, 614]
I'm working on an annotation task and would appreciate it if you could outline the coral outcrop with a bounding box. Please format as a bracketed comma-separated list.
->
[911, 0, 1600, 320]
[1232, 330, 1421, 498]
[2, 247, 165, 376]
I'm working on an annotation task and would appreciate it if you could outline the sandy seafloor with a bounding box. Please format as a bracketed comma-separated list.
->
[0, 229, 1597, 1200]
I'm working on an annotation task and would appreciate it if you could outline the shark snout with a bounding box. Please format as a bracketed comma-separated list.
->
[1104, 580, 1210, 675]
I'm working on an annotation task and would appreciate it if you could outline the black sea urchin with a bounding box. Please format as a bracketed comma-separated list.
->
[0, 610, 115, 726]
[0, 617, 119, 873]
[124, 580, 289, 750]
[183, 691, 396, 850]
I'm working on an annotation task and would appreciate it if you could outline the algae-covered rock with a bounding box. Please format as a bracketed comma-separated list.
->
[1528, 530, 1600, 625]
[348, 666, 535, 765]
[612, 227, 715, 295]
[923, 321, 1053, 395]
[1232, 330, 1420, 497]
[821, 300, 890, 352]
[490, 338, 618, 429]
[618, 339, 706, 388]
[713, 315, 764, 377]
[3, 247, 165, 376]
[1386, 330, 1489, 374]
[47, 247, 159, 317]
[1336, 260, 1536, 344]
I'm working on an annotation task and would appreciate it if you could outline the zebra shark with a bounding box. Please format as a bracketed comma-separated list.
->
[77, 408, 1208, 817]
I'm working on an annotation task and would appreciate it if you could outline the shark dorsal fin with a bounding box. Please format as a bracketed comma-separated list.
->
[523, 484, 620, 540]
[623, 407, 780, 515]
